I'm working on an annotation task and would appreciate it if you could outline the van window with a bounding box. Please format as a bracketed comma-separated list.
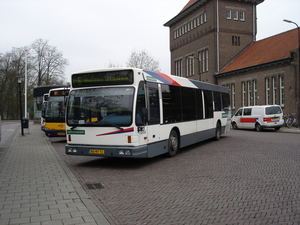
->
[265, 106, 282, 115]
[235, 108, 243, 116]
[243, 108, 252, 116]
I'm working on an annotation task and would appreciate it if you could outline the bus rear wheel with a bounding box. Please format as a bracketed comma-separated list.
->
[215, 123, 221, 141]
[167, 130, 179, 157]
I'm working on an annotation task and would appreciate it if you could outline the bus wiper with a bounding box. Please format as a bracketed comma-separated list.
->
[99, 121, 124, 130]
[70, 125, 78, 130]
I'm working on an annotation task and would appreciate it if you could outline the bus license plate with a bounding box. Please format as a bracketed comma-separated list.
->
[58, 132, 65, 135]
[90, 149, 105, 154]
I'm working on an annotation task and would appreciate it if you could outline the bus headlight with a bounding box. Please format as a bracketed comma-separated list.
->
[67, 147, 77, 153]
[118, 150, 132, 156]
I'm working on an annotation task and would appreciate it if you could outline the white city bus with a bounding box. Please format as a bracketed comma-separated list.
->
[65, 68, 231, 158]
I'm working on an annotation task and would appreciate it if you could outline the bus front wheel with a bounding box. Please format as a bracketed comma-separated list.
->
[167, 130, 179, 157]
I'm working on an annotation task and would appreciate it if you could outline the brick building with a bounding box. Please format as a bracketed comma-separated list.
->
[164, 0, 300, 115]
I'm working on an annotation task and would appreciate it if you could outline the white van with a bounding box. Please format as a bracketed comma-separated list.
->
[231, 105, 284, 131]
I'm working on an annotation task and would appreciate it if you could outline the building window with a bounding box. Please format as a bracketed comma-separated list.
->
[173, 12, 208, 40]
[272, 77, 277, 105]
[186, 55, 194, 77]
[253, 80, 258, 105]
[205, 49, 209, 72]
[266, 78, 270, 105]
[198, 48, 209, 73]
[247, 81, 252, 106]
[226, 9, 231, 19]
[233, 10, 238, 20]
[242, 82, 246, 106]
[279, 75, 284, 106]
[227, 8, 245, 21]
[231, 83, 236, 109]
[232, 36, 240, 46]
[240, 11, 245, 21]
[175, 59, 182, 77]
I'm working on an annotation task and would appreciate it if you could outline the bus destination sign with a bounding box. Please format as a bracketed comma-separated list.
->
[50, 90, 69, 96]
[72, 70, 134, 88]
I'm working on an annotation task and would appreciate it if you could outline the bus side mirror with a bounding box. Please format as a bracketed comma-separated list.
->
[142, 108, 148, 124]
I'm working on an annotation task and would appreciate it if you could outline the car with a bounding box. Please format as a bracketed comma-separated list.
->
[231, 105, 284, 131]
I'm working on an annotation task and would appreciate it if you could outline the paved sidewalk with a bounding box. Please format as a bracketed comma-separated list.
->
[0, 123, 110, 225]
[278, 126, 300, 133]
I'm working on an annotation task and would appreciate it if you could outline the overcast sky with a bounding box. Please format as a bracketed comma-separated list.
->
[1, 0, 300, 82]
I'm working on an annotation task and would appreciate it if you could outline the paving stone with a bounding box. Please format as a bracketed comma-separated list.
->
[0, 123, 109, 225]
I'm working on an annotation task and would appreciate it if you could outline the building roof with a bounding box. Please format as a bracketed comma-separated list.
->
[164, 0, 264, 27]
[217, 28, 299, 77]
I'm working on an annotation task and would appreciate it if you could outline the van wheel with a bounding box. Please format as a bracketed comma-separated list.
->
[232, 122, 238, 130]
[255, 123, 262, 132]
[215, 123, 221, 141]
[167, 130, 179, 157]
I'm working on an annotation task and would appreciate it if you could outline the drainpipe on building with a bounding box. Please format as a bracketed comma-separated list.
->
[216, 0, 220, 73]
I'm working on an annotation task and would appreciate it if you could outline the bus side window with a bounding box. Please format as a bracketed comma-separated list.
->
[213, 92, 222, 111]
[162, 84, 181, 123]
[196, 89, 203, 119]
[147, 84, 160, 125]
[136, 82, 146, 125]
[221, 93, 230, 111]
[181, 87, 197, 121]
[203, 90, 213, 118]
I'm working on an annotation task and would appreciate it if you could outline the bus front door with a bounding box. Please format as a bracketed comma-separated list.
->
[145, 83, 163, 157]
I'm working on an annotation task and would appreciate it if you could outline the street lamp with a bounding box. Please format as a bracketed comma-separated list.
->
[188, 56, 201, 81]
[283, 19, 300, 129]
[18, 77, 24, 136]
[24, 49, 28, 119]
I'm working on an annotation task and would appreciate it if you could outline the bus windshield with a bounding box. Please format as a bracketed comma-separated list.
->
[67, 87, 134, 127]
[45, 96, 66, 122]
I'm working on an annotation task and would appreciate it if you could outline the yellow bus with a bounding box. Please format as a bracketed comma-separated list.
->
[44, 87, 69, 137]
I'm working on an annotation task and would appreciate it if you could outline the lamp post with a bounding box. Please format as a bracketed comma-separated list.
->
[188, 56, 201, 81]
[283, 19, 300, 129]
[18, 77, 24, 136]
[24, 49, 28, 119]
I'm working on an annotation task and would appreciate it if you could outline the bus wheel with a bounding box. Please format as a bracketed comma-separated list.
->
[215, 123, 221, 141]
[255, 123, 262, 132]
[167, 130, 179, 157]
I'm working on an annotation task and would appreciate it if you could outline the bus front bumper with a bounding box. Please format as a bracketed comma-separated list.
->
[65, 144, 148, 158]
[45, 130, 66, 137]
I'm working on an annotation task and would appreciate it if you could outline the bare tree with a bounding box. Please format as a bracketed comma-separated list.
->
[126, 50, 160, 71]
[107, 61, 122, 68]
[0, 39, 69, 119]
[0, 48, 27, 119]
[30, 39, 68, 86]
